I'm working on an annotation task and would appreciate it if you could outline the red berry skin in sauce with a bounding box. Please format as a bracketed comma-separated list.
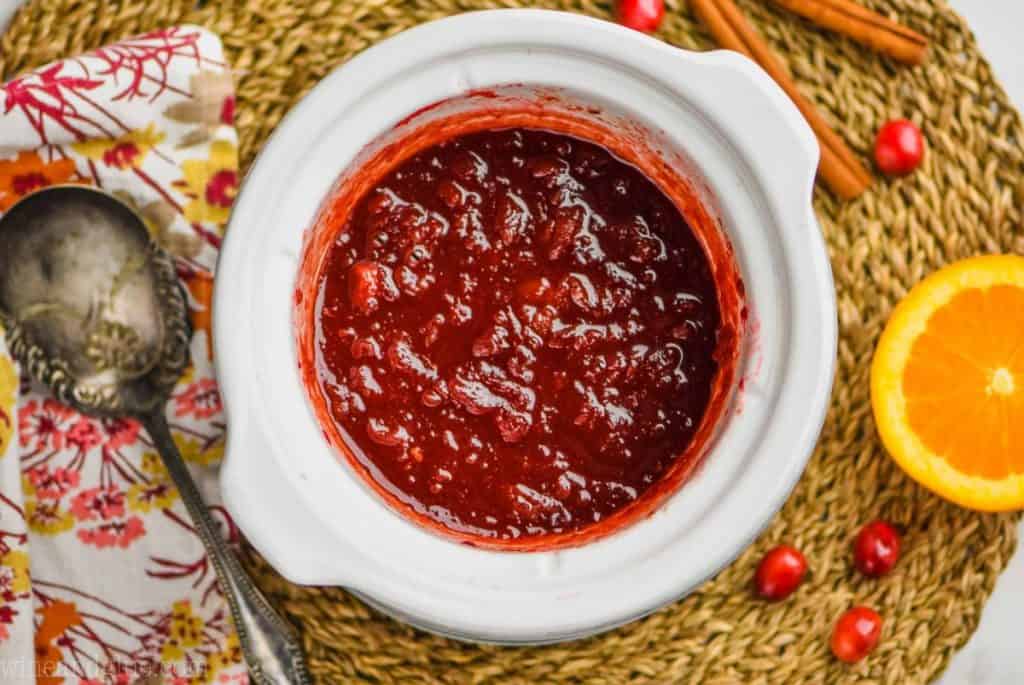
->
[348, 260, 383, 315]
[853, 520, 901, 578]
[831, 606, 883, 663]
[616, 0, 665, 33]
[874, 119, 925, 176]
[754, 545, 808, 601]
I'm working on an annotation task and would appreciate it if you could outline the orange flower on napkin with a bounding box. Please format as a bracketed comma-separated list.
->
[34, 601, 82, 685]
[0, 150, 77, 211]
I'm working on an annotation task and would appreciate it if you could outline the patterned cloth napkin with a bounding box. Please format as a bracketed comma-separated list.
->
[0, 27, 247, 685]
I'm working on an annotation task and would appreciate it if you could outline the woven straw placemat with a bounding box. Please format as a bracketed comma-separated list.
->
[3, 1, 1022, 683]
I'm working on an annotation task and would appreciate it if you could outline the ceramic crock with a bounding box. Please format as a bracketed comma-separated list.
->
[215, 9, 837, 644]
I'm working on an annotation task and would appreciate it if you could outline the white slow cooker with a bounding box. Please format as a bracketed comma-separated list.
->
[215, 9, 836, 644]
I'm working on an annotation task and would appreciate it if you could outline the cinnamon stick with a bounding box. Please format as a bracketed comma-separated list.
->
[691, 0, 872, 199]
[768, 0, 928, 65]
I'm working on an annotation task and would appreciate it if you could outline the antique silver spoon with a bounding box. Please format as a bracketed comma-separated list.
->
[0, 186, 312, 685]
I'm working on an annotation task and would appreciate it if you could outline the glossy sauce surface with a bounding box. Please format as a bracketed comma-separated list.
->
[313, 128, 722, 543]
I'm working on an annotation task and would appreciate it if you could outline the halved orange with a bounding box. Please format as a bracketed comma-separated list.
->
[871, 254, 1024, 511]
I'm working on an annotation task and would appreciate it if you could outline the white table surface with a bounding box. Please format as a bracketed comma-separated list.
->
[0, 1, 1021, 682]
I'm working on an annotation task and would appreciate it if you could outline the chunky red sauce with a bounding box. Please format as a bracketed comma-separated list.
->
[311, 127, 728, 546]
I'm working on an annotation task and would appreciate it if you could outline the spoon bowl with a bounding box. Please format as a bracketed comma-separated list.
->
[0, 185, 188, 416]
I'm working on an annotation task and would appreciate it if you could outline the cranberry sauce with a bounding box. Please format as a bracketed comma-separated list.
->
[313, 128, 721, 543]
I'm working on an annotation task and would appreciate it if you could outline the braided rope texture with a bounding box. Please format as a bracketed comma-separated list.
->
[3, 1, 1022, 682]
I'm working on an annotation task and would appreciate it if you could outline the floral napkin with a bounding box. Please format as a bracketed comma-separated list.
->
[0, 27, 248, 684]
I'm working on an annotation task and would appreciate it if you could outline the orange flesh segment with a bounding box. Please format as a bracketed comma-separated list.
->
[903, 285, 1024, 479]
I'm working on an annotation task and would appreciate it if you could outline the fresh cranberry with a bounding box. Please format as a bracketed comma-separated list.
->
[754, 545, 807, 601]
[831, 606, 883, 663]
[853, 520, 901, 577]
[616, 0, 665, 33]
[874, 119, 925, 176]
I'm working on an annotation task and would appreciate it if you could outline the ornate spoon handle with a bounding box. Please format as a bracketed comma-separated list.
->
[144, 412, 313, 685]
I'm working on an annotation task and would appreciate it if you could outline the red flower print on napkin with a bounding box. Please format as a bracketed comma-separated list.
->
[70, 486, 126, 522]
[18, 398, 75, 453]
[100, 417, 141, 451]
[174, 378, 221, 419]
[77, 517, 146, 549]
[66, 418, 103, 453]
[26, 466, 80, 500]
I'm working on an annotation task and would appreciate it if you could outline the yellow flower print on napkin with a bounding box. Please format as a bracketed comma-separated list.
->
[0, 150, 78, 211]
[207, 632, 243, 673]
[140, 450, 168, 477]
[0, 355, 16, 457]
[72, 123, 166, 169]
[129, 438, 219, 514]
[0, 550, 30, 594]
[126, 473, 178, 513]
[23, 476, 75, 535]
[177, 140, 238, 226]
[161, 600, 204, 662]
[173, 433, 224, 466]
[25, 500, 75, 536]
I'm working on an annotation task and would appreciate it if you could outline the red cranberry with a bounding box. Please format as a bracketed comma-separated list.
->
[616, 0, 665, 33]
[472, 325, 511, 358]
[387, 334, 438, 381]
[853, 520, 901, 577]
[347, 260, 399, 315]
[437, 179, 462, 208]
[874, 119, 925, 176]
[495, 408, 531, 443]
[527, 155, 562, 179]
[365, 417, 411, 447]
[831, 606, 883, 663]
[495, 191, 531, 245]
[541, 208, 583, 261]
[754, 545, 807, 601]
[517, 277, 553, 303]
[348, 261, 381, 314]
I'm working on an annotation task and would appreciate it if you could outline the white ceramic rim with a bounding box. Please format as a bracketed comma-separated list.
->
[215, 9, 837, 643]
